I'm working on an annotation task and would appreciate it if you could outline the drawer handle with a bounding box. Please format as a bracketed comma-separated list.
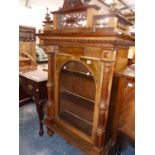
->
[28, 84, 33, 90]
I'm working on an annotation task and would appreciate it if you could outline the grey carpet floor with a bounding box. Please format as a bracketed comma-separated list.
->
[19, 102, 85, 155]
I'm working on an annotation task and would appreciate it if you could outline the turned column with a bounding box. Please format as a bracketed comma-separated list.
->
[46, 53, 55, 119]
[44, 46, 58, 123]
[95, 51, 116, 152]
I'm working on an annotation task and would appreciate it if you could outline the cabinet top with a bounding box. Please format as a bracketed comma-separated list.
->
[37, 28, 134, 48]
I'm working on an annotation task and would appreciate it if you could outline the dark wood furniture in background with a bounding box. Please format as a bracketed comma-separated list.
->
[19, 25, 36, 63]
[19, 65, 48, 136]
[19, 52, 37, 71]
[113, 128, 135, 155]
[105, 64, 135, 154]
[19, 25, 36, 42]
[37, 0, 134, 154]
[19, 26, 37, 104]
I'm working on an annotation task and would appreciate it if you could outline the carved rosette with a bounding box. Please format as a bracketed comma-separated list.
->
[44, 45, 58, 54]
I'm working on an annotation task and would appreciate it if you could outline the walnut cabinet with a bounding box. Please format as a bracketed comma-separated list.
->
[37, 0, 134, 154]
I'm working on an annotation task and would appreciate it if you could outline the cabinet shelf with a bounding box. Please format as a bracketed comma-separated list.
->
[62, 68, 93, 79]
[59, 90, 95, 135]
[60, 61, 96, 100]
[63, 110, 92, 126]
[61, 90, 95, 104]
[59, 110, 92, 136]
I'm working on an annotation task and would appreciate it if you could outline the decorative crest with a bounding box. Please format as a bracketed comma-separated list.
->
[45, 7, 51, 21]
[61, 0, 84, 10]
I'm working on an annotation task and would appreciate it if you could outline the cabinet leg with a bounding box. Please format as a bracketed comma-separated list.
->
[39, 129, 44, 136]
[47, 128, 54, 136]
[39, 102, 45, 136]
[35, 99, 45, 136]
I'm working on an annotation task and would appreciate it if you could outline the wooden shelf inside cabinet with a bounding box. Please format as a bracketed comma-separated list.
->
[61, 68, 93, 79]
[60, 66, 96, 101]
[60, 90, 95, 107]
[59, 90, 95, 136]
[59, 110, 93, 136]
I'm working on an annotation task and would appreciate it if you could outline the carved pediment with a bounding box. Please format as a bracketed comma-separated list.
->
[61, 0, 84, 11]
[52, 0, 100, 14]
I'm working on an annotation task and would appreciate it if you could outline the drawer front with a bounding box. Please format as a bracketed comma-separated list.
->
[20, 75, 47, 103]
[20, 76, 37, 96]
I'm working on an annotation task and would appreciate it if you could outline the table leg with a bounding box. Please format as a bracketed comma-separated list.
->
[34, 99, 46, 136]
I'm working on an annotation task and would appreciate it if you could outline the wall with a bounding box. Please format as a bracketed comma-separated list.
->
[19, 0, 63, 32]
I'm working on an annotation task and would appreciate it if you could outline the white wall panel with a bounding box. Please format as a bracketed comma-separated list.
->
[19, 0, 63, 31]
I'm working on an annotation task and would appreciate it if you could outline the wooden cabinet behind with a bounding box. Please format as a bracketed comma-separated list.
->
[106, 64, 135, 154]
[19, 25, 36, 62]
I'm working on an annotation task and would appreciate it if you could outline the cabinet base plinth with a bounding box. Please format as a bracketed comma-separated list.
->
[43, 118, 106, 155]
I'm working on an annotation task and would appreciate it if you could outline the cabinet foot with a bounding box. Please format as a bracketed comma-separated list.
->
[47, 128, 54, 136]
